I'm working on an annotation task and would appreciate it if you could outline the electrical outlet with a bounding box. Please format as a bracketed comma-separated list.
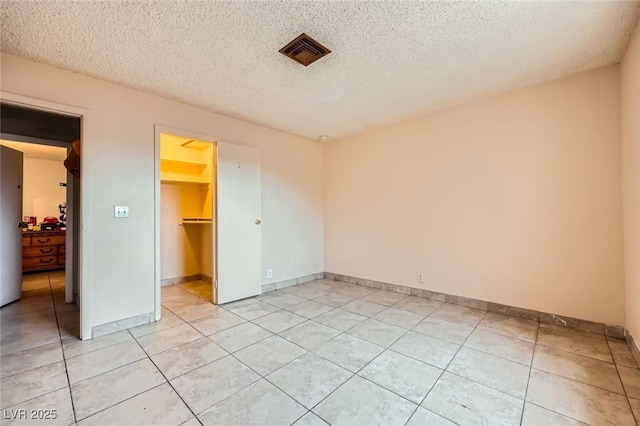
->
[416, 273, 424, 283]
[267, 269, 273, 279]
[114, 206, 129, 218]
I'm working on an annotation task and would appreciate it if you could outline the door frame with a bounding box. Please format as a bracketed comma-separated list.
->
[154, 125, 219, 320]
[0, 91, 90, 339]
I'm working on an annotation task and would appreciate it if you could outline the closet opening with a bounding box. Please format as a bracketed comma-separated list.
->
[159, 133, 216, 304]
[155, 125, 263, 319]
[0, 101, 82, 339]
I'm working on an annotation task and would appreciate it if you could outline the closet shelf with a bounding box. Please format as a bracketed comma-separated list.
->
[182, 217, 213, 224]
[160, 177, 209, 185]
[160, 158, 207, 168]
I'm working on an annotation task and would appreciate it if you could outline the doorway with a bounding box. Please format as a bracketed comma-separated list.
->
[154, 126, 262, 319]
[159, 133, 216, 303]
[0, 97, 86, 339]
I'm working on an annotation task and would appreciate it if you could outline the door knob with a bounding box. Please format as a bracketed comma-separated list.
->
[255, 219, 261, 225]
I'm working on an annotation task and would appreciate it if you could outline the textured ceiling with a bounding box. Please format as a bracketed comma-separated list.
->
[1, 1, 639, 141]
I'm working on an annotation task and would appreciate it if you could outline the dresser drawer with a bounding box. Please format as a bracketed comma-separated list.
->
[22, 236, 31, 247]
[58, 254, 65, 266]
[32, 236, 65, 246]
[23, 246, 58, 258]
[23, 256, 58, 269]
[59, 245, 66, 255]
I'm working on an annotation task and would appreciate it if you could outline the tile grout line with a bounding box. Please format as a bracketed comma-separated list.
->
[265, 294, 444, 424]
[48, 272, 79, 426]
[10, 277, 631, 426]
[170, 282, 636, 426]
[608, 337, 639, 425]
[124, 328, 204, 425]
[401, 306, 488, 426]
[519, 318, 540, 425]
[0, 274, 73, 415]
[182, 287, 402, 422]
[243, 289, 479, 424]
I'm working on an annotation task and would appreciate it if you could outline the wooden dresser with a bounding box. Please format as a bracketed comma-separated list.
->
[22, 230, 66, 272]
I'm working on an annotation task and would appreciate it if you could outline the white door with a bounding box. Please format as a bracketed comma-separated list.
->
[216, 142, 261, 304]
[0, 146, 23, 307]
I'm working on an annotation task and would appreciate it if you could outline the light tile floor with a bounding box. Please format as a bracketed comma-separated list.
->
[1, 274, 639, 425]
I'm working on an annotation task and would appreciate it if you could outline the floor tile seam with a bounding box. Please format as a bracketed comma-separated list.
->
[527, 366, 630, 398]
[532, 340, 614, 364]
[353, 372, 425, 407]
[524, 400, 599, 426]
[535, 340, 625, 368]
[129, 319, 187, 339]
[62, 334, 139, 361]
[122, 328, 199, 422]
[0, 320, 60, 339]
[48, 275, 79, 425]
[537, 327, 612, 347]
[340, 279, 616, 342]
[627, 395, 640, 425]
[370, 314, 424, 331]
[468, 322, 544, 346]
[160, 350, 235, 382]
[165, 306, 228, 323]
[260, 361, 353, 414]
[1, 353, 66, 381]
[184, 351, 275, 417]
[72, 382, 168, 423]
[0, 336, 61, 357]
[407, 318, 479, 345]
[460, 340, 534, 367]
[0, 382, 69, 411]
[519, 321, 539, 425]
[66, 351, 150, 386]
[606, 337, 640, 369]
[288, 410, 312, 426]
[248, 312, 320, 336]
[611, 354, 640, 424]
[427, 357, 531, 399]
[277, 322, 383, 374]
[138, 335, 231, 380]
[404, 309, 488, 426]
[138, 320, 208, 355]
[333, 310, 430, 426]
[206, 325, 276, 353]
[67, 336, 151, 387]
[230, 306, 286, 322]
[0, 305, 57, 322]
[474, 324, 538, 344]
[280, 299, 340, 316]
[1, 276, 77, 422]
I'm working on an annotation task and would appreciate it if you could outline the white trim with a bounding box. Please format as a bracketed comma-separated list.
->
[1, 91, 91, 340]
[0, 92, 87, 117]
[154, 125, 219, 319]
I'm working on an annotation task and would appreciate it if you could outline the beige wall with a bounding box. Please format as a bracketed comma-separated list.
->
[622, 23, 640, 339]
[0, 141, 68, 221]
[160, 184, 203, 280]
[22, 157, 67, 221]
[325, 65, 625, 325]
[1, 53, 324, 337]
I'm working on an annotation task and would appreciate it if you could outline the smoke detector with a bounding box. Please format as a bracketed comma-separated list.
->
[279, 33, 331, 66]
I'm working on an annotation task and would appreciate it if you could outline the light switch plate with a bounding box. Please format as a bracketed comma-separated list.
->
[114, 206, 129, 218]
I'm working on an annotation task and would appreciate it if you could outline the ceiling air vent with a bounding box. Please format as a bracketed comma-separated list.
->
[279, 33, 331, 66]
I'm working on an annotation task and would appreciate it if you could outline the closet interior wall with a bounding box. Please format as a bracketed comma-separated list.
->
[159, 134, 215, 286]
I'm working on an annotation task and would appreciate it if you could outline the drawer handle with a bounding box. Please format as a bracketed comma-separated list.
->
[39, 258, 54, 264]
[39, 248, 55, 254]
[36, 238, 51, 244]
